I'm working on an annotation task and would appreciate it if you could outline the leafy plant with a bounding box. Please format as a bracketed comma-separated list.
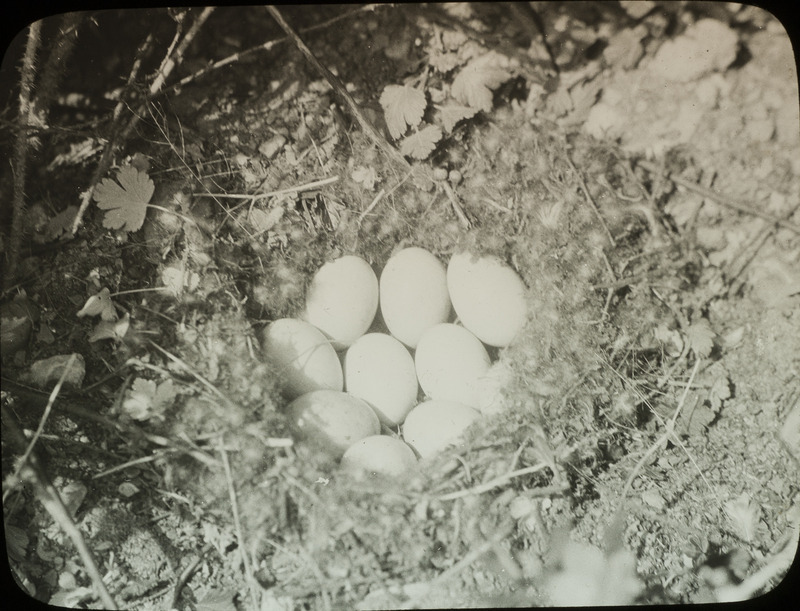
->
[93, 164, 154, 232]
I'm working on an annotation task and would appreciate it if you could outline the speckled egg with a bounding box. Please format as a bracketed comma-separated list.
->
[304, 255, 379, 349]
[288, 390, 380, 459]
[344, 333, 418, 426]
[402, 399, 481, 458]
[447, 251, 528, 347]
[260, 318, 343, 399]
[379, 247, 452, 348]
[414, 323, 490, 408]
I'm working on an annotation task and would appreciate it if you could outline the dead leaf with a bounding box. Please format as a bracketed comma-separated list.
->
[399, 124, 442, 160]
[351, 166, 380, 190]
[21, 353, 85, 389]
[88, 312, 130, 342]
[93, 165, 154, 232]
[724, 492, 762, 543]
[379, 84, 427, 140]
[76, 288, 117, 321]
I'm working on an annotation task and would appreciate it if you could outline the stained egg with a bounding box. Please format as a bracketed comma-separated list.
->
[447, 251, 528, 347]
[260, 318, 342, 399]
[340, 435, 418, 479]
[379, 247, 452, 348]
[344, 333, 418, 426]
[402, 399, 481, 458]
[288, 390, 380, 459]
[414, 323, 490, 408]
[304, 255, 379, 349]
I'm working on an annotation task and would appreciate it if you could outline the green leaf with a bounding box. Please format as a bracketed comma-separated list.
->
[76, 287, 117, 321]
[93, 165, 154, 232]
[399, 124, 442, 160]
[451, 52, 513, 113]
[379, 84, 427, 140]
[439, 104, 479, 133]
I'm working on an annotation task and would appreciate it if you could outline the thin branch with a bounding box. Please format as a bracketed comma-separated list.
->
[265, 5, 412, 173]
[2, 406, 118, 609]
[637, 159, 800, 236]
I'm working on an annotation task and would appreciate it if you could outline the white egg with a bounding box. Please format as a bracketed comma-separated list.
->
[447, 251, 528, 347]
[379, 247, 452, 348]
[304, 255, 379, 349]
[344, 333, 418, 426]
[261, 318, 342, 399]
[402, 399, 481, 458]
[288, 390, 380, 459]
[414, 323, 490, 408]
[340, 435, 418, 478]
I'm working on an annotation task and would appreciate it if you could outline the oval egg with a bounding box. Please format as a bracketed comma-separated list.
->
[288, 390, 380, 459]
[261, 318, 342, 399]
[414, 323, 490, 408]
[304, 255, 379, 349]
[475, 360, 514, 415]
[379, 247, 452, 348]
[344, 333, 418, 426]
[340, 435, 418, 479]
[402, 399, 481, 458]
[447, 251, 528, 347]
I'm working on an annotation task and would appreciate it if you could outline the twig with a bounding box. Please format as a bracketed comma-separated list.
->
[206, 175, 339, 201]
[170, 543, 215, 608]
[71, 8, 215, 235]
[357, 188, 386, 224]
[154, 5, 383, 99]
[620, 358, 701, 499]
[265, 6, 412, 174]
[219, 438, 257, 610]
[441, 180, 472, 229]
[636, 159, 800, 236]
[436, 462, 554, 501]
[564, 152, 617, 247]
[2, 406, 118, 609]
[3, 354, 78, 504]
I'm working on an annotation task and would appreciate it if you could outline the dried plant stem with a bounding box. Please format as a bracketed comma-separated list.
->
[5, 22, 40, 289]
[265, 5, 412, 174]
[71, 8, 215, 235]
[637, 159, 800, 236]
[2, 405, 118, 609]
[219, 438, 259, 611]
[155, 5, 382, 98]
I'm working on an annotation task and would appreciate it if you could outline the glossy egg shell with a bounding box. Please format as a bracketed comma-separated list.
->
[414, 323, 490, 408]
[402, 399, 481, 458]
[344, 333, 418, 426]
[260, 318, 343, 399]
[447, 251, 528, 347]
[288, 390, 380, 459]
[379, 247, 452, 348]
[304, 255, 379, 349]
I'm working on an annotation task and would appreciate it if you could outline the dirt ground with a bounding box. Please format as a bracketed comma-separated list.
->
[1, 3, 799, 609]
